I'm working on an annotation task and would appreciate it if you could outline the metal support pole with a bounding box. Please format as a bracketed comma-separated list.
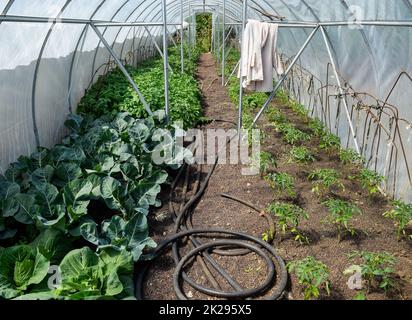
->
[180, 0, 184, 74]
[217, 6, 221, 66]
[4, 15, 412, 28]
[193, 10, 197, 46]
[188, 5, 192, 47]
[144, 26, 173, 73]
[211, 15, 215, 53]
[252, 25, 319, 126]
[90, 23, 152, 116]
[162, 0, 170, 122]
[93, 22, 183, 27]
[238, 0, 248, 133]
[221, 0, 226, 85]
[188, 5, 192, 61]
[320, 26, 361, 154]
[132, 27, 137, 66]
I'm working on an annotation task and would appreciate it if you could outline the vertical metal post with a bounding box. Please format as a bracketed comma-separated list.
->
[162, 0, 170, 122]
[188, 5, 192, 48]
[188, 5, 192, 61]
[180, 0, 184, 74]
[132, 27, 137, 66]
[212, 14, 216, 54]
[90, 23, 152, 116]
[252, 26, 319, 126]
[238, 0, 248, 133]
[194, 9, 197, 46]
[216, 6, 221, 66]
[221, 0, 226, 85]
[320, 26, 360, 154]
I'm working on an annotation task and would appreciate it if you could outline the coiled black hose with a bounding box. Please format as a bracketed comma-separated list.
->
[135, 132, 288, 300]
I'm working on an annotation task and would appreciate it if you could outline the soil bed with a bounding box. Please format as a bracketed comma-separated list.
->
[144, 53, 412, 300]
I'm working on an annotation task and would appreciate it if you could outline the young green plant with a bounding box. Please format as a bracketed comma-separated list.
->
[278, 123, 311, 146]
[288, 146, 315, 164]
[276, 90, 290, 105]
[252, 151, 277, 177]
[322, 199, 362, 242]
[267, 202, 309, 244]
[308, 168, 345, 197]
[264, 172, 296, 198]
[309, 119, 326, 137]
[266, 108, 287, 126]
[339, 148, 364, 165]
[357, 169, 384, 196]
[287, 257, 331, 300]
[348, 251, 397, 293]
[383, 200, 412, 240]
[319, 133, 341, 152]
[289, 101, 309, 121]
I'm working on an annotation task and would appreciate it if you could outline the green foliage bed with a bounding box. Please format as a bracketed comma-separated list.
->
[196, 14, 212, 53]
[0, 46, 203, 300]
[78, 45, 202, 129]
[0, 111, 193, 300]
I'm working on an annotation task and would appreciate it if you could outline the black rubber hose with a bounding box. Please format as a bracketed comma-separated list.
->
[170, 159, 246, 293]
[136, 229, 288, 300]
[172, 164, 222, 290]
[173, 240, 276, 300]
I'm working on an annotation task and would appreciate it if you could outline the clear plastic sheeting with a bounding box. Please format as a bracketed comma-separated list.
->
[0, 0, 411, 201]
[7, 0, 67, 17]
[0, 0, 8, 13]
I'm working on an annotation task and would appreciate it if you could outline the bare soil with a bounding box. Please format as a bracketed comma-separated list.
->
[143, 53, 412, 300]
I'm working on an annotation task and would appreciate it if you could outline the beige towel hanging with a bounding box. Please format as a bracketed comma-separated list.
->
[238, 20, 284, 92]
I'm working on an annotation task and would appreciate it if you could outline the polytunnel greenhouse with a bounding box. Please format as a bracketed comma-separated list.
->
[0, 0, 411, 303]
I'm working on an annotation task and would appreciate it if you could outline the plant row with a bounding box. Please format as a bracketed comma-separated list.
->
[257, 92, 409, 300]
[221, 51, 409, 300]
[0, 111, 193, 300]
[78, 45, 203, 129]
[0, 46, 204, 300]
[287, 251, 397, 300]
[265, 93, 411, 241]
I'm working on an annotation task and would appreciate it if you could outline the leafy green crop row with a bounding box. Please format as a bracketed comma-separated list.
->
[0, 110, 192, 300]
[196, 14, 212, 53]
[78, 45, 203, 129]
[0, 41, 204, 300]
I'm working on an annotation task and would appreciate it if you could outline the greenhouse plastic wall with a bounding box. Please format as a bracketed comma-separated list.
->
[0, 0, 177, 172]
[0, 0, 411, 202]
[268, 1, 412, 202]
